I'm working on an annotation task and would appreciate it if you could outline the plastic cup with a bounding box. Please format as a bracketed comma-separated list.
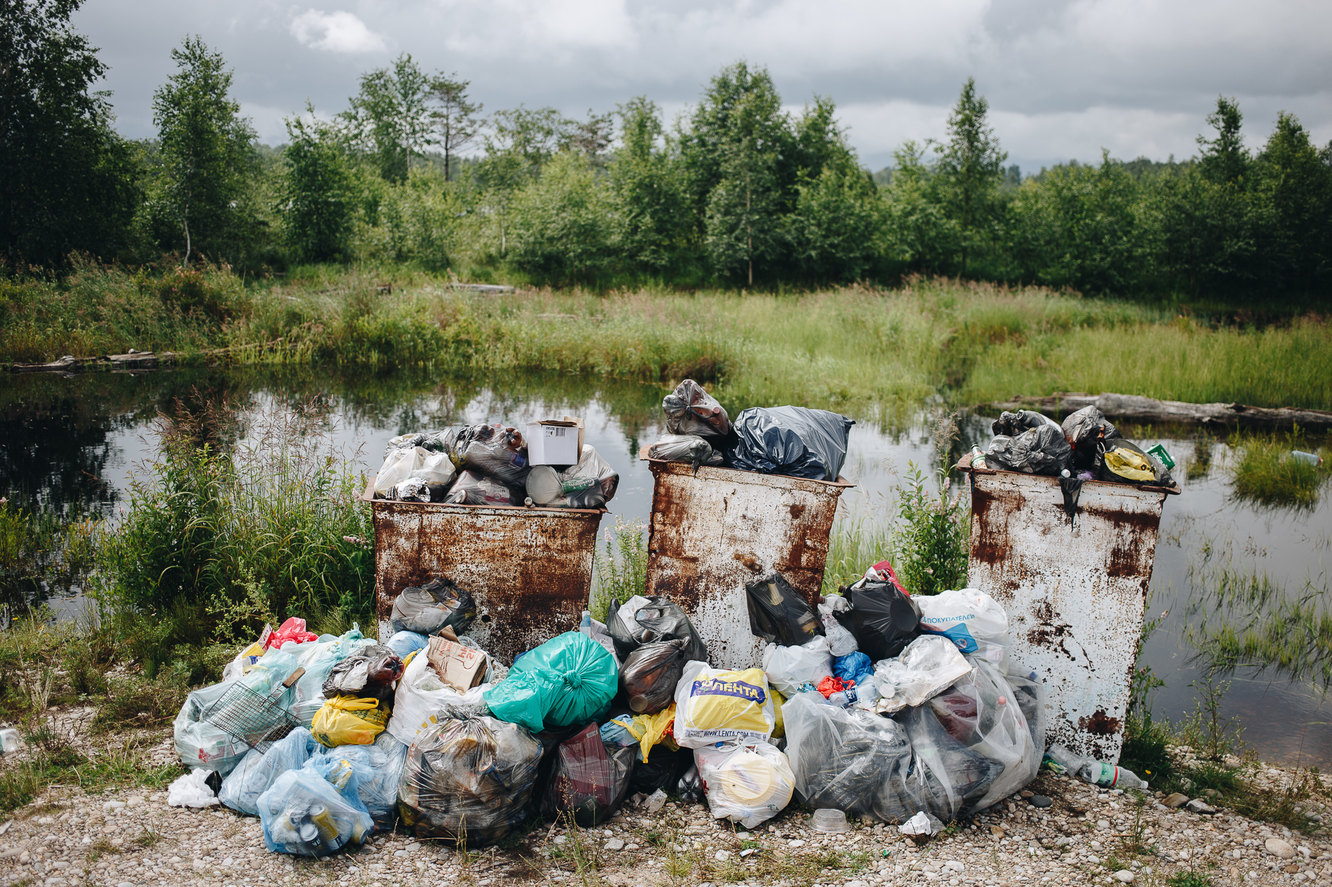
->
[810, 808, 849, 834]
[0, 727, 19, 753]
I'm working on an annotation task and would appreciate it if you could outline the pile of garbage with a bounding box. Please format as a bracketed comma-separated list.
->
[648, 379, 855, 482]
[171, 564, 1050, 856]
[974, 406, 1174, 487]
[371, 421, 619, 508]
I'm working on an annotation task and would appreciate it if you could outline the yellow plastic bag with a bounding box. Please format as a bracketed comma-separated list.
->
[673, 664, 775, 748]
[1103, 444, 1156, 481]
[770, 687, 786, 740]
[612, 705, 679, 762]
[311, 695, 389, 748]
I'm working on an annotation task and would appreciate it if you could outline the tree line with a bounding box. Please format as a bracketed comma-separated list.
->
[4, 0, 1330, 305]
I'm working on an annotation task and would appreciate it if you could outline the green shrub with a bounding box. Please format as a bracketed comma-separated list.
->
[893, 465, 969, 595]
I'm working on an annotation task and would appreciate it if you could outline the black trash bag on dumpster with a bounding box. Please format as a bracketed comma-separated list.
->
[745, 574, 824, 647]
[620, 639, 689, 714]
[1062, 405, 1119, 472]
[647, 433, 724, 473]
[540, 723, 636, 826]
[607, 596, 708, 664]
[662, 379, 732, 440]
[991, 410, 1061, 437]
[986, 424, 1071, 476]
[397, 715, 543, 846]
[322, 644, 403, 705]
[389, 577, 477, 636]
[725, 406, 854, 481]
[1099, 438, 1174, 486]
[451, 423, 531, 489]
[783, 692, 914, 820]
[834, 579, 922, 661]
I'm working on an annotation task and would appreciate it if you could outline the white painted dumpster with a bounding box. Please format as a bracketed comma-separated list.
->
[961, 460, 1179, 762]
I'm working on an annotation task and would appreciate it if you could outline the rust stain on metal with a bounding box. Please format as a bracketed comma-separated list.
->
[1078, 710, 1122, 736]
[643, 458, 851, 668]
[369, 498, 602, 665]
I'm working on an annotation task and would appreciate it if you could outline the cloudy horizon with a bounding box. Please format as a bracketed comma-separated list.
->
[71, 0, 1332, 176]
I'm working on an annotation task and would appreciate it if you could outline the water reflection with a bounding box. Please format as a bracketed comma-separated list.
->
[2, 368, 1329, 768]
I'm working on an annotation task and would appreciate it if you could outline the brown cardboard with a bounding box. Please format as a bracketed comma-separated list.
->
[425, 633, 487, 692]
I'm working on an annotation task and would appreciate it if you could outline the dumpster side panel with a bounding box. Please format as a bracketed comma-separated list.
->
[968, 471, 1167, 762]
[371, 501, 601, 665]
[644, 461, 847, 668]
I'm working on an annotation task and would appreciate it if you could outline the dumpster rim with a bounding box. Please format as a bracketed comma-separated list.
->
[358, 481, 608, 515]
[637, 447, 855, 489]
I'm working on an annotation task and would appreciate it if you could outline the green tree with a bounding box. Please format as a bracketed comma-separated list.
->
[427, 74, 482, 182]
[1198, 96, 1248, 185]
[477, 106, 570, 255]
[279, 108, 360, 261]
[935, 77, 1007, 276]
[608, 97, 691, 273]
[507, 151, 616, 282]
[151, 36, 258, 264]
[705, 127, 782, 284]
[1250, 112, 1332, 295]
[343, 53, 436, 183]
[1, 0, 138, 267]
[883, 140, 953, 273]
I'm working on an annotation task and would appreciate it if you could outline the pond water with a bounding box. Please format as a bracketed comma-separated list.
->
[3, 367, 1329, 769]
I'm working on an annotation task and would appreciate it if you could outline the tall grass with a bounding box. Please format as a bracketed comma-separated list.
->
[0, 498, 98, 625]
[1230, 435, 1330, 508]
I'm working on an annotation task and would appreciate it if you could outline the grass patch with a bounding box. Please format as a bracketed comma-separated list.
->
[590, 518, 648, 622]
[1230, 435, 1330, 508]
[1166, 872, 1217, 887]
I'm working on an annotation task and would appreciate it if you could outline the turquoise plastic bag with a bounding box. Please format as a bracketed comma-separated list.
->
[483, 632, 617, 732]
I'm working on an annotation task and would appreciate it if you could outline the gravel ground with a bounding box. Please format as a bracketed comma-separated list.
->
[2, 732, 1329, 887]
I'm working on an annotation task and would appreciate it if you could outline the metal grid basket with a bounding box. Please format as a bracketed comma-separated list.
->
[201, 667, 304, 750]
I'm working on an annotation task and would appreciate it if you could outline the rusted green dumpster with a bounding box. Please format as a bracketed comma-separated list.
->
[362, 484, 604, 665]
[640, 453, 852, 668]
[960, 459, 1179, 762]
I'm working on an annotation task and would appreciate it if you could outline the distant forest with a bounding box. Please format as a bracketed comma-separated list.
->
[5, 0, 1331, 305]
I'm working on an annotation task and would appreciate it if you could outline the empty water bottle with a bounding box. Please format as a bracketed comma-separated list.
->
[1292, 450, 1322, 467]
[1045, 743, 1148, 790]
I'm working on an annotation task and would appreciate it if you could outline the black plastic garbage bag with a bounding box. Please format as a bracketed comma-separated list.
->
[620, 639, 689, 714]
[451, 423, 531, 489]
[986, 424, 1071, 476]
[745, 574, 824, 647]
[389, 577, 477, 636]
[834, 579, 922, 661]
[662, 379, 732, 440]
[991, 410, 1061, 437]
[539, 723, 636, 826]
[607, 596, 708, 664]
[725, 406, 854, 481]
[322, 644, 403, 705]
[1062, 405, 1119, 472]
[631, 746, 692, 797]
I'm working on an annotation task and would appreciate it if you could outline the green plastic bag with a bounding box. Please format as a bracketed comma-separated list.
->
[483, 632, 617, 732]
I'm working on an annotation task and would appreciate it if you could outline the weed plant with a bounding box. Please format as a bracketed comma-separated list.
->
[96, 402, 374, 676]
[590, 518, 648, 622]
[893, 465, 970, 596]
[0, 498, 99, 625]
[822, 512, 896, 594]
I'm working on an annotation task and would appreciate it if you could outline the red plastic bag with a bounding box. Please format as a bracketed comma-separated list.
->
[265, 617, 318, 650]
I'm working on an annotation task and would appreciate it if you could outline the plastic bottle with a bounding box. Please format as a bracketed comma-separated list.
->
[968, 445, 988, 469]
[1292, 450, 1322, 467]
[1045, 743, 1148, 790]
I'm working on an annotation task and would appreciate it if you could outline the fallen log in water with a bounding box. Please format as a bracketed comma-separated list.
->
[980, 392, 1332, 431]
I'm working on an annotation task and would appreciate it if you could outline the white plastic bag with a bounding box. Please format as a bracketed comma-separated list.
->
[695, 741, 795, 829]
[761, 636, 832, 697]
[916, 588, 1009, 655]
[373, 446, 456, 498]
[818, 596, 859, 657]
[673, 662, 775, 748]
[167, 768, 220, 808]
[388, 647, 491, 746]
[873, 635, 973, 714]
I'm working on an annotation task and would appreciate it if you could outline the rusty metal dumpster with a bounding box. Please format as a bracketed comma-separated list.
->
[362, 485, 603, 665]
[640, 453, 853, 668]
[961, 461, 1179, 762]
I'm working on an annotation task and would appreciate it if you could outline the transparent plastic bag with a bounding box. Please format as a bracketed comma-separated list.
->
[317, 731, 409, 830]
[388, 646, 491, 746]
[373, 446, 456, 499]
[761, 636, 832, 697]
[525, 445, 619, 508]
[397, 715, 543, 846]
[451, 423, 531, 489]
[695, 740, 795, 829]
[540, 723, 636, 826]
[607, 595, 708, 664]
[219, 727, 318, 817]
[258, 757, 373, 856]
[673, 662, 775, 748]
[384, 630, 430, 660]
[446, 469, 516, 505]
[389, 577, 478, 636]
[662, 379, 732, 439]
[621, 639, 689, 714]
[873, 635, 974, 714]
[174, 680, 253, 776]
[916, 588, 1010, 655]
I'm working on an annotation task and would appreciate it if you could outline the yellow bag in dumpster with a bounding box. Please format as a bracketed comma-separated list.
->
[311, 695, 389, 747]
[673, 662, 775, 748]
[611, 704, 679, 762]
[770, 686, 786, 739]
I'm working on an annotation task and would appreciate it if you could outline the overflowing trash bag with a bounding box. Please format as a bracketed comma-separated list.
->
[257, 756, 373, 857]
[647, 433, 724, 471]
[607, 595, 709, 664]
[745, 574, 823, 647]
[1100, 438, 1174, 486]
[373, 444, 456, 500]
[992, 410, 1062, 437]
[783, 692, 914, 820]
[321, 644, 403, 705]
[662, 379, 732, 440]
[446, 469, 516, 505]
[621, 638, 690, 714]
[873, 635, 974, 714]
[696, 740, 795, 829]
[539, 723, 637, 826]
[1062, 405, 1119, 472]
[389, 577, 478, 636]
[834, 578, 922, 661]
[219, 727, 318, 817]
[762, 636, 833, 697]
[674, 663, 775, 748]
[316, 731, 409, 830]
[726, 406, 854, 481]
[452, 423, 532, 489]
[986, 424, 1071, 476]
[484, 632, 618, 733]
[389, 643, 491, 747]
[525, 445, 620, 509]
[398, 715, 543, 846]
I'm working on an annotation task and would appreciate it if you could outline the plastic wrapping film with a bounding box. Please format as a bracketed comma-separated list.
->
[397, 715, 543, 846]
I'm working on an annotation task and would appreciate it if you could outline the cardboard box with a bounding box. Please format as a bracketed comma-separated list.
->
[425, 632, 488, 692]
[526, 417, 583, 466]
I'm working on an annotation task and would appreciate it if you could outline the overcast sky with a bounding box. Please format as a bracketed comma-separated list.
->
[72, 0, 1332, 175]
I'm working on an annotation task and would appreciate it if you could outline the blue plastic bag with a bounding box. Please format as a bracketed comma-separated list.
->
[316, 731, 408, 829]
[384, 630, 429, 660]
[483, 632, 618, 732]
[257, 757, 373, 856]
[219, 727, 318, 817]
[833, 651, 874, 686]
